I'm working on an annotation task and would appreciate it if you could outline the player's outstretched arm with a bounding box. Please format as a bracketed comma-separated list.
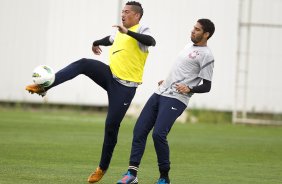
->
[92, 36, 113, 55]
[127, 30, 156, 46]
[113, 25, 156, 46]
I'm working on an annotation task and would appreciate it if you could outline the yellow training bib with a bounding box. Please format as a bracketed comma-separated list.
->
[109, 24, 149, 83]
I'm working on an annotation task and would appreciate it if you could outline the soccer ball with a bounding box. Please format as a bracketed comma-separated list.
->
[32, 65, 55, 87]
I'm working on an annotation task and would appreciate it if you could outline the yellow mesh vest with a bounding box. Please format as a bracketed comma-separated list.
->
[109, 24, 149, 83]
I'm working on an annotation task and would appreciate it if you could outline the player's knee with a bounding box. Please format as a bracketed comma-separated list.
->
[152, 131, 166, 142]
[133, 128, 148, 140]
[77, 58, 90, 64]
[104, 128, 119, 145]
[133, 132, 144, 143]
[105, 123, 120, 136]
[72, 58, 88, 68]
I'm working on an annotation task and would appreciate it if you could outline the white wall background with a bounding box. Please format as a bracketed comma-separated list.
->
[0, 0, 281, 112]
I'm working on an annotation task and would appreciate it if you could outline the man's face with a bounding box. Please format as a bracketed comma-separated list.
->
[121, 5, 140, 28]
[190, 22, 206, 44]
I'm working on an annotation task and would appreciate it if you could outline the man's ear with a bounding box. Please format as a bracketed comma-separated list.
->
[135, 13, 141, 20]
[204, 32, 210, 39]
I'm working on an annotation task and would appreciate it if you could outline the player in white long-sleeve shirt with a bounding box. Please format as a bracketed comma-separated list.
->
[117, 18, 215, 184]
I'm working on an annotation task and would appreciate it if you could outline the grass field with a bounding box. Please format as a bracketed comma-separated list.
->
[0, 106, 282, 184]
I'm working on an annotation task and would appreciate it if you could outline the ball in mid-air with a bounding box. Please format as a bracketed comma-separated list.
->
[32, 65, 55, 87]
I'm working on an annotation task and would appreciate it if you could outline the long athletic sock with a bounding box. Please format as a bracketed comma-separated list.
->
[128, 165, 138, 177]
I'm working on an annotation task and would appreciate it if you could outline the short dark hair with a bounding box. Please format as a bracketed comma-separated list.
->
[126, 1, 143, 19]
[197, 19, 215, 39]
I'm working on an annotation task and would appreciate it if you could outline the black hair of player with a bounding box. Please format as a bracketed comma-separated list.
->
[126, 1, 143, 19]
[197, 19, 215, 39]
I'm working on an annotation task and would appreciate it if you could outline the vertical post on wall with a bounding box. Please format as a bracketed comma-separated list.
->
[234, 0, 252, 123]
[242, 0, 252, 120]
[233, 0, 243, 123]
[117, 0, 123, 24]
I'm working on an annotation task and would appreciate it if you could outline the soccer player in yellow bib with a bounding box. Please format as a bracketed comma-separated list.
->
[25, 1, 155, 183]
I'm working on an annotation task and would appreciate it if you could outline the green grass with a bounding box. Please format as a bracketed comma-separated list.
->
[0, 107, 282, 184]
